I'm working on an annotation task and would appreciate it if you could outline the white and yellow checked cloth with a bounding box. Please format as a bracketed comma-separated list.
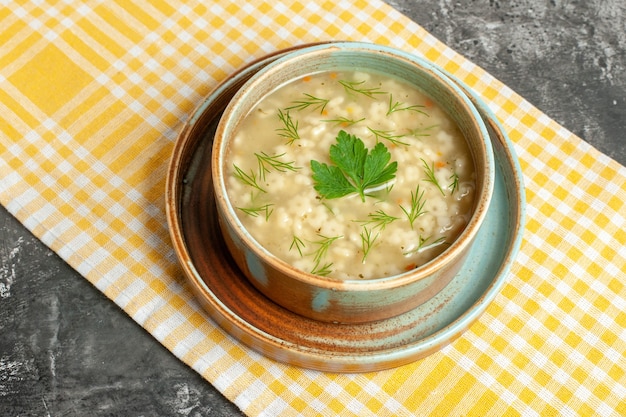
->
[1, 1, 624, 415]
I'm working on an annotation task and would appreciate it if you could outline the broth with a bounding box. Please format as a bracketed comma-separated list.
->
[224, 70, 476, 279]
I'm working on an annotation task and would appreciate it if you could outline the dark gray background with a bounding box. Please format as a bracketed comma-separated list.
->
[1, 1, 624, 416]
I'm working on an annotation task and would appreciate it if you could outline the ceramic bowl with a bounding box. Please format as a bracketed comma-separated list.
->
[211, 42, 495, 324]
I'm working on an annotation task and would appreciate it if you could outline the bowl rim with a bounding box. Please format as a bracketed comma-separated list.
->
[212, 41, 496, 291]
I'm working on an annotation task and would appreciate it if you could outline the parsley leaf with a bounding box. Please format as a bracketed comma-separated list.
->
[309, 161, 356, 199]
[311, 130, 397, 201]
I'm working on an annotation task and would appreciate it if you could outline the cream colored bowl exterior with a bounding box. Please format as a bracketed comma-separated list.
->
[212, 42, 495, 324]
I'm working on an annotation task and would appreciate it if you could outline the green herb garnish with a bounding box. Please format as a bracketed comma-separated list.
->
[421, 158, 445, 196]
[276, 109, 300, 144]
[255, 151, 300, 181]
[355, 209, 398, 230]
[321, 116, 365, 127]
[233, 164, 266, 193]
[339, 79, 386, 98]
[409, 124, 438, 137]
[237, 204, 274, 220]
[309, 233, 342, 264]
[367, 127, 409, 146]
[308, 233, 342, 276]
[290, 235, 306, 257]
[386, 95, 428, 116]
[360, 226, 379, 262]
[285, 93, 330, 114]
[311, 262, 333, 276]
[400, 184, 427, 229]
[448, 172, 460, 194]
[311, 130, 398, 202]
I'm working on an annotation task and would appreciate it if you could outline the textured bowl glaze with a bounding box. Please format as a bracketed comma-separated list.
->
[212, 42, 495, 324]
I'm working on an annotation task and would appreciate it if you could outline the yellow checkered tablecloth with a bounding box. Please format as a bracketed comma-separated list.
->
[1, 1, 624, 415]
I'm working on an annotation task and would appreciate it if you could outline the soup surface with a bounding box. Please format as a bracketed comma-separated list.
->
[224, 70, 476, 279]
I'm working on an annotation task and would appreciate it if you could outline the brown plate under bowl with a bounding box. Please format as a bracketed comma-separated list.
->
[165, 44, 525, 372]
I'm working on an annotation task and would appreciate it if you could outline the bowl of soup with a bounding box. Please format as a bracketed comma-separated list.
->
[212, 42, 495, 323]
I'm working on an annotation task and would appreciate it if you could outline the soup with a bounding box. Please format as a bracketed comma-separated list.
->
[224, 70, 476, 280]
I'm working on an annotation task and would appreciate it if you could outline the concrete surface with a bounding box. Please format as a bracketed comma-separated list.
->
[1, 1, 624, 416]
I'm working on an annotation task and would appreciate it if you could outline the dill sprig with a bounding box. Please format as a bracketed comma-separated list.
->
[255, 151, 300, 181]
[309, 233, 342, 265]
[237, 204, 274, 220]
[307, 233, 342, 276]
[421, 158, 445, 196]
[408, 124, 438, 138]
[276, 109, 300, 144]
[289, 235, 306, 257]
[321, 116, 365, 127]
[285, 93, 330, 114]
[400, 184, 427, 229]
[360, 226, 379, 263]
[368, 127, 410, 146]
[339, 79, 386, 98]
[233, 164, 266, 193]
[386, 95, 428, 116]
[355, 209, 398, 230]
[311, 262, 333, 276]
[448, 172, 460, 194]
